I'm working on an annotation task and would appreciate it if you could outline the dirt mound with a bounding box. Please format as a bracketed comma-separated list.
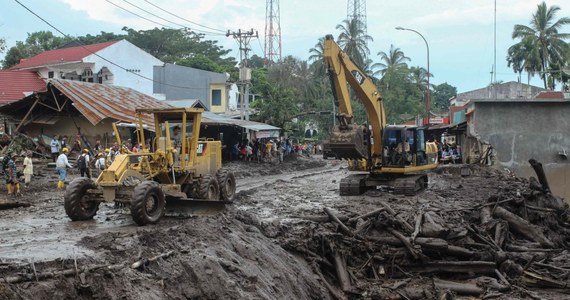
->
[1, 157, 570, 299]
[0, 208, 328, 299]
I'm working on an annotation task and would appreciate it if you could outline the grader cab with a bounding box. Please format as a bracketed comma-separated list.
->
[64, 108, 236, 225]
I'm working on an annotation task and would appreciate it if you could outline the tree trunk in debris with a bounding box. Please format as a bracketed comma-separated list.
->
[492, 206, 555, 248]
[529, 159, 551, 194]
[433, 278, 484, 295]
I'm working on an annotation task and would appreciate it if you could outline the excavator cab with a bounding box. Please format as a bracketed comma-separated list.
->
[382, 126, 436, 168]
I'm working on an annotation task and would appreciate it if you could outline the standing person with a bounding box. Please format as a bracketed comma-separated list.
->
[95, 153, 106, 172]
[93, 139, 103, 153]
[23, 151, 33, 187]
[50, 135, 61, 162]
[56, 148, 72, 189]
[172, 126, 182, 149]
[60, 135, 68, 151]
[4, 152, 20, 196]
[77, 148, 90, 178]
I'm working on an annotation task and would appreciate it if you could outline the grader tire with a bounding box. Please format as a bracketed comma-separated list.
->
[131, 181, 166, 226]
[64, 177, 99, 221]
[197, 175, 219, 201]
[216, 169, 236, 203]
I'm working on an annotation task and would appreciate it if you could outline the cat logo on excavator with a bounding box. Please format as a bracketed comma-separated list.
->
[63, 107, 236, 225]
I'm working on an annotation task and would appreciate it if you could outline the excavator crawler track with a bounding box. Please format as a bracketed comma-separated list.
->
[339, 174, 367, 196]
[392, 174, 428, 196]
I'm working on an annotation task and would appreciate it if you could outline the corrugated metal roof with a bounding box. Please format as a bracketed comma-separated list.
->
[49, 79, 172, 126]
[0, 71, 46, 104]
[10, 41, 118, 70]
[202, 112, 280, 131]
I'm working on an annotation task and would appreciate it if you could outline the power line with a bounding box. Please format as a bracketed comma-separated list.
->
[105, 0, 171, 29]
[121, 0, 225, 36]
[13, 0, 213, 91]
[142, 0, 226, 34]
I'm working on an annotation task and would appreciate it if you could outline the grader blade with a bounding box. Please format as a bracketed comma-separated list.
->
[164, 198, 226, 217]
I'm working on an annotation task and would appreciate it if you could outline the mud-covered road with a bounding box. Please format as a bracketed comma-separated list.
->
[0, 156, 336, 263]
[0, 155, 568, 299]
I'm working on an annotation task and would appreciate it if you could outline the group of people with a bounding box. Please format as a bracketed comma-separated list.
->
[441, 143, 462, 164]
[48, 134, 138, 190]
[229, 138, 321, 163]
[1, 151, 33, 197]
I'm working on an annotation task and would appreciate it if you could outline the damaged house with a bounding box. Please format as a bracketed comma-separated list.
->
[0, 39, 279, 159]
[450, 82, 570, 199]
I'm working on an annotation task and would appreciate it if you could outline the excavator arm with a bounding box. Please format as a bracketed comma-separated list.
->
[323, 35, 386, 169]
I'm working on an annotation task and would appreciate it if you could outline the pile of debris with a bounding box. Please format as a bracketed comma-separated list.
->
[0, 132, 50, 158]
[289, 161, 570, 299]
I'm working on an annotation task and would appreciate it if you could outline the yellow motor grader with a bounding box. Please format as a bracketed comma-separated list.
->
[64, 107, 236, 225]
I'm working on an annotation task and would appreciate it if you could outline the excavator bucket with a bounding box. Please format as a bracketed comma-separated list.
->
[326, 124, 369, 159]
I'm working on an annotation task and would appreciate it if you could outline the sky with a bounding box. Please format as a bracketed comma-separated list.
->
[1, 0, 568, 92]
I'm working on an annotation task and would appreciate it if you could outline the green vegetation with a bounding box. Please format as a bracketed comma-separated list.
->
[508, 1, 570, 90]
[2, 1, 568, 137]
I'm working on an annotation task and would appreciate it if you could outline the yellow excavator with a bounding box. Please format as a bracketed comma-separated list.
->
[323, 35, 438, 195]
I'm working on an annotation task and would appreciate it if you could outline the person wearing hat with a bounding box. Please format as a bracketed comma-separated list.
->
[77, 148, 91, 179]
[95, 152, 106, 172]
[55, 147, 72, 189]
[4, 152, 20, 196]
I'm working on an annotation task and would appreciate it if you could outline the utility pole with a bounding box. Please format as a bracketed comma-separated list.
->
[227, 29, 258, 121]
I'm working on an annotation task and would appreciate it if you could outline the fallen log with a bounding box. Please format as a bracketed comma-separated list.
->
[332, 249, 351, 292]
[0, 262, 125, 284]
[367, 236, 476, 258]
[295, 215, 349, 223]
[380, 202, 414, 233]
[433, 278, 484, 296]
[0, 200, 31, 210]
[522, 270, 570, 289]
[410, 261, 496, 274]
[347, 207, 385, 224]
[131, 250, 175, 269]
[324, 208, 356, 238]
[389, 228, 420, 260]
[311, 263, 347, 300]
[492, 206, 555, 248]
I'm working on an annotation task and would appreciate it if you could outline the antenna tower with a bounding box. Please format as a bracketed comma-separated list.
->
[264, 0, 282, 66]
[347, 0, 367, 37]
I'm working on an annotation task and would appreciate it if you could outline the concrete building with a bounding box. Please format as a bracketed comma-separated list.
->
[153, 63, 230, 113]
[463, 92, 570, 199]
[10, 40, 164, 97]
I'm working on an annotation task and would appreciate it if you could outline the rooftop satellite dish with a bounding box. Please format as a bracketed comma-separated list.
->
[563, 66, 570, 76]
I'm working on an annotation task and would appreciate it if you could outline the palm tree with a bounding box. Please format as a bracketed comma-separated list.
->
[336, 18, 373, 68]
[308, 37, 326, 77]
[372, 44, 410, 77]
[511, 1, 570, 88]
[507, 38, 540, 84]
[409, 66, 430, 92]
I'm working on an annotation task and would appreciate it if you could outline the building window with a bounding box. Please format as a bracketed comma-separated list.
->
[211, 89, 222, 106]
[48, 71, 54, 78]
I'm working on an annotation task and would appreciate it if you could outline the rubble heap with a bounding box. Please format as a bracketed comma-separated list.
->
[286, 161, 570, 299]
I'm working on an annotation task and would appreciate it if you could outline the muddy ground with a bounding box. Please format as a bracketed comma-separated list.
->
[0, 155, 568, 299]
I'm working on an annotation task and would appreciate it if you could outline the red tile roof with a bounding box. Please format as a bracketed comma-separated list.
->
[0, 71, 46, 104]
[534, 91, 565, 99]
[10, 40, 119, 70]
